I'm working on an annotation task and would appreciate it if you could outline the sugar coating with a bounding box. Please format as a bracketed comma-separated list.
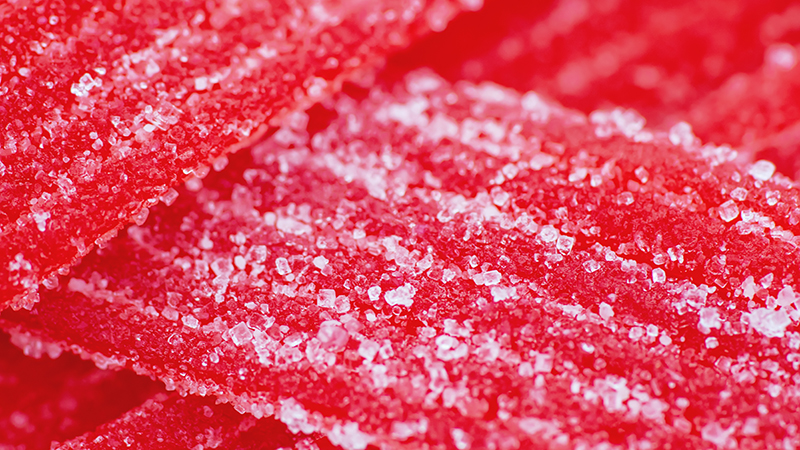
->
[384, 283, 416, 307]
[0, 331, 160, 448]
[0, 0, 468, 308]
[685, 42, 800, 178]
[395, 0, 800, 182]
[54, 393, 324, 450]
[5, 71, 800, 449]
[395, 0, 796, 127]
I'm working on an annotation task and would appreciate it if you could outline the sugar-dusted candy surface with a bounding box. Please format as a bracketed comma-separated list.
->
[6, 71, 800, 448]
[387, 0, 800, 184]
[0, 0, 476, 309]
[55, 393, 334, 450]
[389, 0, 797, 126]
[682, 42, 800, 179]
[0, 330, 161, 449]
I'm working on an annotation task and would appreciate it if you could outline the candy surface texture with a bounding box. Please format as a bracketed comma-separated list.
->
[0, 0, 471, 308]
[6, 70, 800, 448]
[3, 1, 800, 448]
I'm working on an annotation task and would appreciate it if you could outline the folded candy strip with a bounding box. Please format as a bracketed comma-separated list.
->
[55, 392, 334, 450]
[5, 71, 800, 448]
[0, 0, 475, 308]
[0, 331, 161, 449]
[393, 0, 797, 127]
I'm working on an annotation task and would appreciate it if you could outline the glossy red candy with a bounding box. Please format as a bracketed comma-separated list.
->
[6, 70, 800, 448]
[0, 330, 161, 449]
[0, 0, 475, 309]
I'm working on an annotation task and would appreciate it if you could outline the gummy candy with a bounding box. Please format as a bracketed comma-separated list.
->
[55, 393, 332, 450]
[7, 1, 800, 448]
[0, 0, 476, 308]
[0, 331, 161, 448]
[392, 0, 798, 131]
[6, 70, 800, 448]
[682, 43, 800, 178]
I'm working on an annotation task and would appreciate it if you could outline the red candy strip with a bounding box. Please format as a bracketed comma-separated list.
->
[681, 43, 800, 178]
[393, 0, 800, 182]
[392, 0, 797, 126]
[55, 393, 334, 450]
[0, 330, 161, 448]
[0, 0, 476, 308]
[5, 71, 800, 448]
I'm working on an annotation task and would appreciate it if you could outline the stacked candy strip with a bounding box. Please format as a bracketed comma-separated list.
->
[5, 71, 800, 448]
[393, 0, 798, 125]
[396, 0, 800, 181]
[55, 393, 334, 450]
[682, 43, 800, 178]
[6, 329, 326, 450]
[0, 0, 475, 308]
[0, 331, 161, 448]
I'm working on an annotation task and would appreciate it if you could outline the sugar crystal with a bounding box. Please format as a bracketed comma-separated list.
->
[275, 258, 292, 276]
[231, 322, 253, 346]
[748, 160, 776, 181]
[317, 289, 337, 309]
[384, 284, 416, 307]
[718, 200, 739, 223]
[749, 308, 791, 338]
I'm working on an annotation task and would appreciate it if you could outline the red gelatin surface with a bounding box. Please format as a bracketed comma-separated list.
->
[5, 71, 800, 448]
[0, 330, 161, 449]
[0, 0, 475, 308]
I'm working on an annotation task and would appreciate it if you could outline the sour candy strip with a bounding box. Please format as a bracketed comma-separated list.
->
[0, 0, 476, 308]
[55, 392, 333, 450]
[5, 71, 800, 448]
[0, 330, 161, 448]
